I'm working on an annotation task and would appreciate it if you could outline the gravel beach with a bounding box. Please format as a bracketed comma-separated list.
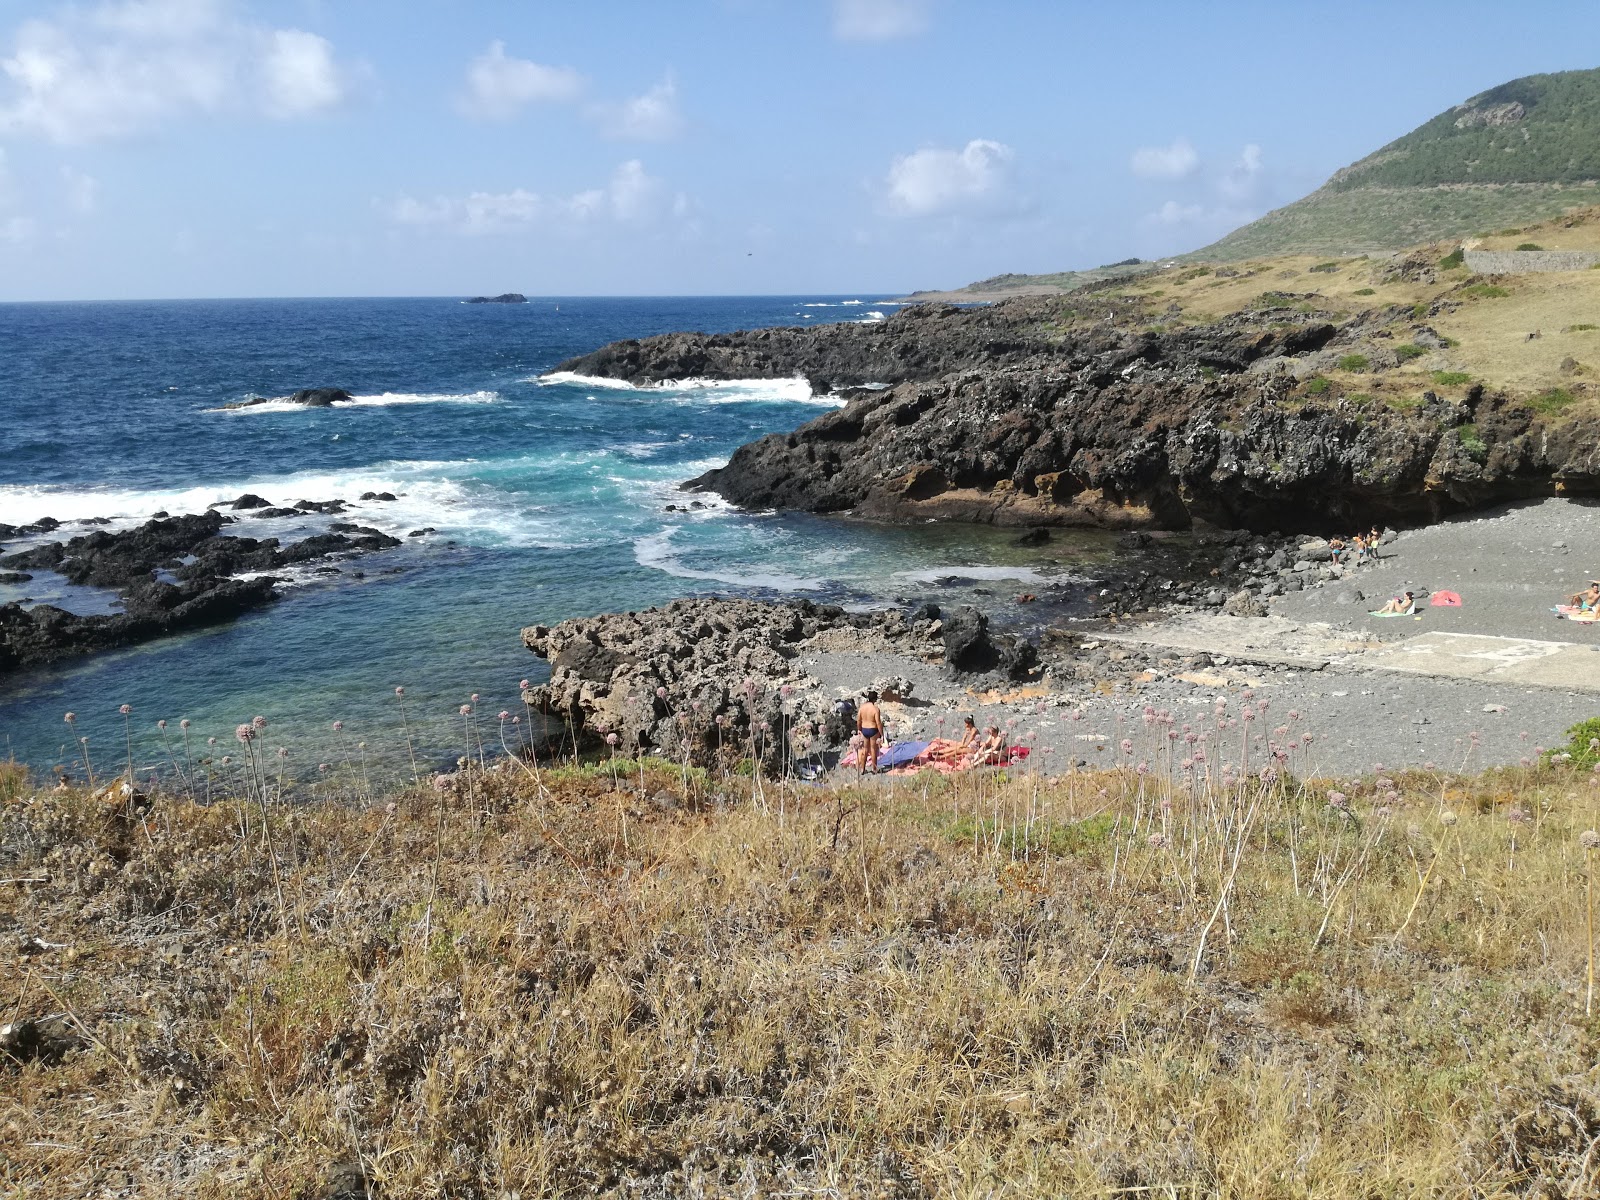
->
[802, 498, 1600, 776]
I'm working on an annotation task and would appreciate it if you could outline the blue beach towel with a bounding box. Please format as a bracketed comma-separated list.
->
[874, 740, 932, 770]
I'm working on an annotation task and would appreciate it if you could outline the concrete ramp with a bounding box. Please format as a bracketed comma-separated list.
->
[1359, 631, 1600, 691]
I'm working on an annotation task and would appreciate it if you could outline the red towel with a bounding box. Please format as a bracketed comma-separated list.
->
[1430, 591, 1462, 607]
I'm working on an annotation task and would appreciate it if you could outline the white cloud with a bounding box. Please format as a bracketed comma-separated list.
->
[387, 160, 682, 235]
[833, 0, 929, 41]
[260, 29, 344, 118]
[0, 214, 35, 244]
[1130, 138, 1199, 180]
[1239, 143, 1263, 174]
[1150, 200, 1206, 226]
[0, 0, 353, 143]
[61, 166, 98, 213]
[593, 77, 683, 141]
[885, 138, 1014, 217]
[460, 40, 583, 120]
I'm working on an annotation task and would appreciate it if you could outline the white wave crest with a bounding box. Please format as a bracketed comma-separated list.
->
[536, 372, 839, 406]
[213, 391, 500, 414]
[853, 311, 887, 323]
[633, 529, 823, 592]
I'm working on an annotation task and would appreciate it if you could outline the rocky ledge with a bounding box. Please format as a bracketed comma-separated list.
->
[520, 597, 1036, 773]
[465, 293, 527, 304]
[558, 296, 1600, 532]
[0, 509, 402, 671]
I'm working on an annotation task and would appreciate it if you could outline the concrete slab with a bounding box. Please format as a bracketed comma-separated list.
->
[1358, 631, 1600, 692]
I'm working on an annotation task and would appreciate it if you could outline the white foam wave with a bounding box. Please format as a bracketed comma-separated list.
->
[633, 529, 823, 592]
[214, 390, 500, 415]
[854, 311, 887, 323]
[0, 460, 582, 550]
[536, 372, 840, 406]
[840, 300, 863, 306]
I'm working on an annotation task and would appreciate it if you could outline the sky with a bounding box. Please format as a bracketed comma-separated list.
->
[0, 0, 1596, 300]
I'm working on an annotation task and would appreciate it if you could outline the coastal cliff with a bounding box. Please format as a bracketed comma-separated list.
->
[554, 291, 1600, 533]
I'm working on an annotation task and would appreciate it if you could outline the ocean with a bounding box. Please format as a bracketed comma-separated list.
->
[0, 296, 1098, 778]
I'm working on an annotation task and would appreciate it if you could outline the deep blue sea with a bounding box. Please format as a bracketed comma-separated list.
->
[0, 296, 1091, 779]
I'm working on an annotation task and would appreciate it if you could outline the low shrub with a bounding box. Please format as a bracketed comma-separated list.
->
[1566, 324, 1597, 333]
[1515, 242, 1544, 251]
[1546, 716, 1600, 768]
[1310, 261, 1342, 273]
[1530, 387, 1577, 414]
[1460, 284, 1510, 299]
[1304, 376, 1332, 396]
[1353, 287, 1376, 296]
[1432, 370, 1473, 387]
[1438, 247, 1465, 270]
[1457, 423, 1488, 460]
[1336, 354, 1371, 373]
[1395, 343, 1427, 361]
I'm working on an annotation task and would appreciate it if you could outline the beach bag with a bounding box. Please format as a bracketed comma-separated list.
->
[1430, 591, 1462, 607]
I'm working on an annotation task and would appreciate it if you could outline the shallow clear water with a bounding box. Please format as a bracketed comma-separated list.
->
[0, 296, 1102, 777]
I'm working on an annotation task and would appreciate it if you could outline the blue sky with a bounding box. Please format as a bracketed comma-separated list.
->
[0, 0, 1596, 300]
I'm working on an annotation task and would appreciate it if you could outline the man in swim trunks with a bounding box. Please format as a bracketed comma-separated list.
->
[1567, 582, 1600, 611]
[857, 690, 885, 775]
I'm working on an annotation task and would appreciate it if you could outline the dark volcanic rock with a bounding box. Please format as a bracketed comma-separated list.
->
[522, 598, 966, 773]
[0, 510, 405, 672]
[559, 294, 1600, 532]
[230, 493, 271, 509]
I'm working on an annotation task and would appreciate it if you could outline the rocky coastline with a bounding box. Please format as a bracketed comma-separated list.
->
[0, 499, 406, 672]
[520, 597, 1038, 770]
[554, 296, 1600, 532]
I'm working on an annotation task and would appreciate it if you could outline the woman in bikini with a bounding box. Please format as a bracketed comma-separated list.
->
[1375, 590, 1415, 615]
[971, 725, 1008, 767]
[956, 716, 979, 752]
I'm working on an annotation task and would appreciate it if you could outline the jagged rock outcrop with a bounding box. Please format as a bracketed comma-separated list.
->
[556, 296, 1600, 532]
[0, 511, 403, 671]
[520, 597, 1036, 773]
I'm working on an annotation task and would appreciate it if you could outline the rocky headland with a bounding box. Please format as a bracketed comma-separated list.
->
[554, 295, 1600, 533]
[0, 503, 404, 672]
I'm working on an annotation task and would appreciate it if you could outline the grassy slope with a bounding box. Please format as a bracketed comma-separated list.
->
[1188, 182, 1600, 263]
[5, 717, 1600, 1196]
[1061, 205, 1600, 420]
[966, 68, 1600, 283]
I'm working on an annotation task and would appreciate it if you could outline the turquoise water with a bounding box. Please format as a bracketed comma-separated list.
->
[0, 296, 1089, 778]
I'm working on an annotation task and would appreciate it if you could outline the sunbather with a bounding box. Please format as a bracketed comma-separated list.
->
[956, 716, 978, 751]
[970, 725, 1008, 767]
[1567, 582, 1600, 612]
[1375, 590, 1415, 615]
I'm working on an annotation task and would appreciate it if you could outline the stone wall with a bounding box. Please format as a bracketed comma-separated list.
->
[1464, 249, 1600, 274]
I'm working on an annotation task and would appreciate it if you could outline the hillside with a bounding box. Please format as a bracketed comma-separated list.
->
[1189, 67, 1600, 261]
[944, 68, 1600, 293]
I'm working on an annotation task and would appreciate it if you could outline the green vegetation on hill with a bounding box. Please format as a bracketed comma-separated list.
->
[1330, 71, 1600, 190]
[947, 67, 1600, 288]
[1191, 68, 1600, 261]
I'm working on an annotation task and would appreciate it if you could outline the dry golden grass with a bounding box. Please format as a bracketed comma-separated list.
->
[1100, 207, 1600, 417]
[4, 741, 1600, 1197]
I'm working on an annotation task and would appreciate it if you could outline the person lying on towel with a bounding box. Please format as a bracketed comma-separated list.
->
[1373, 591, 1415, 616]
